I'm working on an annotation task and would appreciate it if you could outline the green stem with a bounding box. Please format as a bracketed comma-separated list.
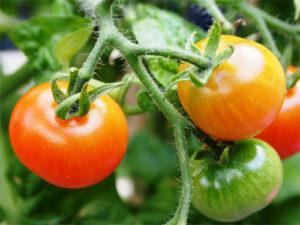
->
[73, 35, 108, 94]
[255, 6, 300, 35]
[125, 55, 186, 124]
[235, 1, 281, 58]
[93, 1, 193, 224]
[130, 44, 210, 69]
[165, 125, 192, 225]
[197, 0, 233, 34]
[123, 104, 144, 115]
[216, 0, 300, 35]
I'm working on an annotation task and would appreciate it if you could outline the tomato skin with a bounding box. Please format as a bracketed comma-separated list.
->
[256, 66, 300, 159]
[9, 82, 128, 189]
[178, 35, 286, 141]
[191, 139, 283, 222]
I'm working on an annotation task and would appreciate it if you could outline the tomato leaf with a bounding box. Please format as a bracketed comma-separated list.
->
[132, 4, 206, 86]
[51, 0, 74, 16]
[55, 25, 93, 68]
[274, 152, 300, 204]
[10, 16, 93, 71]
[136, 89, 157, 112]
[117, 131, 178, 184]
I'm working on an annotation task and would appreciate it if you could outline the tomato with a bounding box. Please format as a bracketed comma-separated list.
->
[256, 66, 300, 159]
[9, 82, 128, 189]
[178, 35, 286, 141]
[191, 139, 283, 222]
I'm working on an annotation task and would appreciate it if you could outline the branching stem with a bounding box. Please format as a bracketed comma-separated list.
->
[196, 0, 233, 34]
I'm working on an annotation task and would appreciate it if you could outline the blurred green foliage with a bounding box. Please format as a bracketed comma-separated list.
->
[0, 0, 299, 224]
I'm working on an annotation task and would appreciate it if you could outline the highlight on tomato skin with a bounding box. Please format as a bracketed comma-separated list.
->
[9, 82, 129, 189]
[177, 35, 286, 141]
[256, 66, 300, 159]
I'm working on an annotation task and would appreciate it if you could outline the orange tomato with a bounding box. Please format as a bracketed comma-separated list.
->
[256, 66, 300, 159]
[178, 35, 286, 141]
[9, 82, 128, 188]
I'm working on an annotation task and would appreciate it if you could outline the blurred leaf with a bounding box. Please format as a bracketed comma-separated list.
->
[56, 25, 93, 68]
[136, 89, 157, 112]
[132, 4, 206, 86]
[0, 10, 20, 32]
[294, 0, 300, 20]
[137, 179, 179, 224]
[274, 152, 300, 204]
[286, 68, 300, 90]
[0, 129, 23, 223]
[52, 0, 74, 16]
[10, 16, 92, 71]
[117, 131, 178, 184]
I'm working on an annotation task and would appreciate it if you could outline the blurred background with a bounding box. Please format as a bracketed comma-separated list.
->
[0, 0, 299, 224]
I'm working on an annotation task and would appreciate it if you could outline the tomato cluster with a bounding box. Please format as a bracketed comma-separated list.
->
[7, 33, 298, 222]
[9, 82, 128, 188]
[178, 35, 294, 222]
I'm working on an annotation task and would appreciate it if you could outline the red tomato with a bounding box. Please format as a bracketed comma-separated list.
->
[9, 82, 128, 188]
[178, 35, 286, 141]
[256, 66, 300, 159]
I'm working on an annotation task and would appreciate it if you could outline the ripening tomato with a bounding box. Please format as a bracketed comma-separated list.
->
[191, 139, 283, 222]
[256, 66, 300, 159]
[9, 82, 128, 189]
[178, 35, 286, 141]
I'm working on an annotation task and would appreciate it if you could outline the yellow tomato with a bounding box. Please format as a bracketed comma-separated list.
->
[178, 35, 286, 141]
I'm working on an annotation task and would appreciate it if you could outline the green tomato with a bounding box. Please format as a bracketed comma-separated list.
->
[191, 139, 283, 222]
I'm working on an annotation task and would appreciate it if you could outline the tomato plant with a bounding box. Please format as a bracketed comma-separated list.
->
[256, 66, 300, 159]
[178, 35, 286, 141]
[1, 0, 300, 224]
[191, 139, 283, 222]
[9, 82, 129, 188]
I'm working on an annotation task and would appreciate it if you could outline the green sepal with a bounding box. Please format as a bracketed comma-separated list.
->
[55, 94, 80, 119]
[204, 21, 221, 58]
[88, 82, 123, 102]
[185, 32, 203, 55]
[164, 70, 190, 97]
[286, 68, 300, 90]
[77, 82, 91, 117]
[50, 72, 69, 104]
[190, 150, 215, 178]
[55, 82, 123, 120]
[188, 66, 214, 87]
[212, 45, 234, 67]
[67, 67, 79, 96]
[220, 146, 230, 165]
